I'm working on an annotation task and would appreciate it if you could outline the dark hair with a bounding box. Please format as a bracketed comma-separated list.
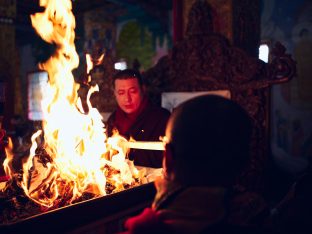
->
[166, 95, 252, 186]
[112, 69, 143, 87]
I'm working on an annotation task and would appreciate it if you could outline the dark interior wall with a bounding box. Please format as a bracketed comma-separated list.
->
[261, 0, 312, 176]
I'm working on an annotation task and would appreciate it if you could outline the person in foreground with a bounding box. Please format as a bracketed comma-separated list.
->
[119, 95, 271, 234]
[106, 69, 170, 168]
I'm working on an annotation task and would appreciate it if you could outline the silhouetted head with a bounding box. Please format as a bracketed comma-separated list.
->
[164, 95, 252, 187]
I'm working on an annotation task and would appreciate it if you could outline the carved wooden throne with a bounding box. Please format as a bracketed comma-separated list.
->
[143, 0, 296, 193]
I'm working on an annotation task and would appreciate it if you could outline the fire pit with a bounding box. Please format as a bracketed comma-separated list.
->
[0, 181, 156, 234]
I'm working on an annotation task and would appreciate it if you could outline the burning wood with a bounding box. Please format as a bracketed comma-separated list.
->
[0, 140, 159, 224]
[122, 141, 165, 151]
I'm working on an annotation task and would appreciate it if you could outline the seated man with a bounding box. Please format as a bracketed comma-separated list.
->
[106, 69, 170, 168]
[120, 95, 269, 234]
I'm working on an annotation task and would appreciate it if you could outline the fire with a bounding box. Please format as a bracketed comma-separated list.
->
[2, 0, 143, 208]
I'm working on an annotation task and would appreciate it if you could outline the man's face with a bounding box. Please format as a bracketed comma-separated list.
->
[114, 78, 144, 114]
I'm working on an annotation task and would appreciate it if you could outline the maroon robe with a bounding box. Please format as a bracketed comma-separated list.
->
[106, 98, 170, 168]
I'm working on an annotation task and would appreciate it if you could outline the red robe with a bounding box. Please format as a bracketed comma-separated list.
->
[106, 97, 170, 168]
[119, 177, 270, 234]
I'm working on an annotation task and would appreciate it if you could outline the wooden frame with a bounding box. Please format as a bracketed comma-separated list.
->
[143, 0, 296, 193]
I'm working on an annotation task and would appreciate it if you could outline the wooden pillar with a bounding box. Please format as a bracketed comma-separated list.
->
[180, 0, 260, 57]
[172, 0, 184, 44]
[0, 0, 17, 128]
[231, 0, 260, 58]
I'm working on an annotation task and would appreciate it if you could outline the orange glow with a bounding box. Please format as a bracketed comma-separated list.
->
[3, 138, 14, 179]
[86, 54, 92, 83]
[2, 0, 144, 208]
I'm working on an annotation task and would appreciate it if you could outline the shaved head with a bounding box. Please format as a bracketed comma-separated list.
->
[165, 95, 252, 186]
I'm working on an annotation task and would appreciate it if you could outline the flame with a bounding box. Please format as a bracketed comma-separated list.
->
[3, 138, 14, 179]
[86, 54, 93, 83]
[86, 52, 104, 83]
[2, 0, 142, 208]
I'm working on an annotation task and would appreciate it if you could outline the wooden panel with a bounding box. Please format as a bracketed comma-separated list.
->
[181, 0, 260, 57]
[144, 0, 296, 193]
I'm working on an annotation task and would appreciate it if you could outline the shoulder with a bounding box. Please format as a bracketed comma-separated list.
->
[148, 104, 171, 119]
[106, 111, 116, 124]
[106, 111, 117, 134]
